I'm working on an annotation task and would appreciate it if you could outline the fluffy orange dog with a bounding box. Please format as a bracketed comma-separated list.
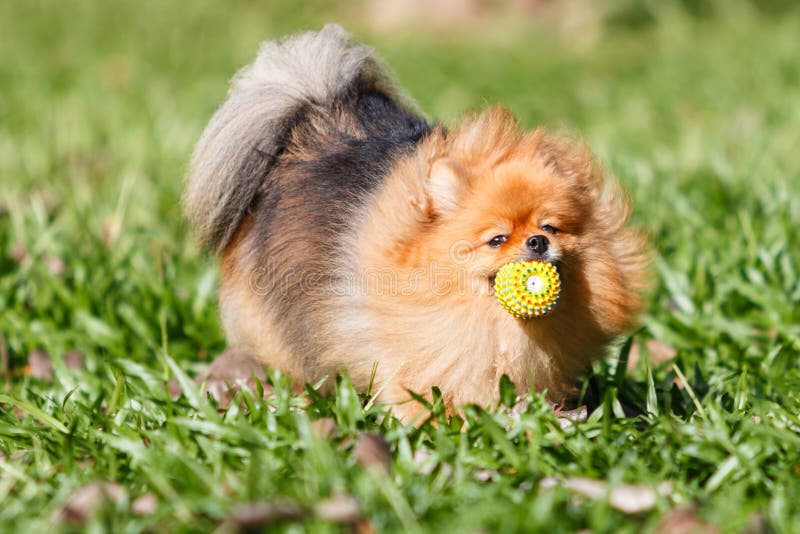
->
[184, 25, 647, 420]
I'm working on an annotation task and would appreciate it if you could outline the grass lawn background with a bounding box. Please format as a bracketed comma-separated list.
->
[1, 0, 799, 531]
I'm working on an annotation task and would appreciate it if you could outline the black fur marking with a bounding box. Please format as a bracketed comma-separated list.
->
[246, 82, 431, 367]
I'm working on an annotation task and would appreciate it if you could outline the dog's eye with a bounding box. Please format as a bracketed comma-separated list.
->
[541, 224, 558, 235]
[487, 235, 508, 248]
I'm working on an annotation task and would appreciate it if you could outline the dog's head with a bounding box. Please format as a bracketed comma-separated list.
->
[412, 108, 648, 335]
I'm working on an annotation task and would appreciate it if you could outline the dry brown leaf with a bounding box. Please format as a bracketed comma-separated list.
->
[412, 448, 435, 475]
[311, 417, 337, 439]
[506, 395, 530, 416]
[556, 405, 588, 429]
[27, 350, 53, 381]
[413, 448, 453, 478]
[607, 483, 659, 514]
[220, 501, 305, 532]
[741, 512, 768, 534]
[10, 244, 26, 264]
[540, 477, 671, 514]
[101, 214, 123, 246]
[353, 432, 391, 473]
[314, 493, 361, 523]
[131, 493, 158, 516]
[62, 350, 85, 371]
[44, 255, 65, 277]
[474, 469, 494, 482]
[0, 333, 8, 378]
[655, 506, 720, 534]
[355, 520, 377, 534]
[168, 379, 182, 400]
[627, 339, 677, 371]
[55, 481, 127, 524]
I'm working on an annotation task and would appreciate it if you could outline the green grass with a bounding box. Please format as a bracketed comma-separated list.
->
[2, 0, 800, 532]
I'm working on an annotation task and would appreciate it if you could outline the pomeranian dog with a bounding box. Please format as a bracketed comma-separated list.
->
[184, 25, 647, 421]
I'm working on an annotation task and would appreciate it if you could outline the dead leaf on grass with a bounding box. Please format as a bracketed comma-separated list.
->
[62, 350, 85, 371]
[311, 417, 337, 439]
[540, 477, 672, 514]
[10, 244, 26, 264]
[655, 506, 720, 534]
[0, 333, 8, 378]
[627, 339, 677, 371]
[131, 493, 158, 516]
[28, 350, 53, 381]
[314, 492, 360, 523]
[55, 481, 127, 524]
[353, 432, 391, 473]
[555, 405, 588, 428]
[220, 501, 305, 532]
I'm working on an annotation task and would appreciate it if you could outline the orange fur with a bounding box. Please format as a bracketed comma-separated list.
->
[186, 27, 649, 422]
[339, 108, 647, 418]
[220, 107, 648, 421]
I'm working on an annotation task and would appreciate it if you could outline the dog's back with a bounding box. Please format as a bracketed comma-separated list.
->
[184, 24, 429, 253]
[184, 25, 430, 382]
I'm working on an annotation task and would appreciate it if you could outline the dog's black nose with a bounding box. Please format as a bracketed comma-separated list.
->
[526, 235, 549, 254]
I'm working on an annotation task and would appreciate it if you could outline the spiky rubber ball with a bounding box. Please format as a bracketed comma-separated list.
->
[494, 260, 561, 319]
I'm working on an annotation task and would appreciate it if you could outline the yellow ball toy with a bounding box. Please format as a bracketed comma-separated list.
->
[494, 260, 561, 319]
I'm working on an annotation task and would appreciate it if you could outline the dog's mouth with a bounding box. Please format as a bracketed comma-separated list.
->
[527, 250, 561, 264]
[488, 273, 497, 295]
[487, 258, 562, 297]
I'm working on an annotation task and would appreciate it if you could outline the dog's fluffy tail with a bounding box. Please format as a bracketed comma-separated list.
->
[183, 24, 400, 252]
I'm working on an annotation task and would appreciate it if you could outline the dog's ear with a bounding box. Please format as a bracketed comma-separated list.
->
[426, 157, 467, 216]
[538, 137, 601, 195]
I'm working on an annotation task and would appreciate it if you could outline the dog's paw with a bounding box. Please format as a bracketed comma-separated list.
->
[195, 347, 270, 409]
